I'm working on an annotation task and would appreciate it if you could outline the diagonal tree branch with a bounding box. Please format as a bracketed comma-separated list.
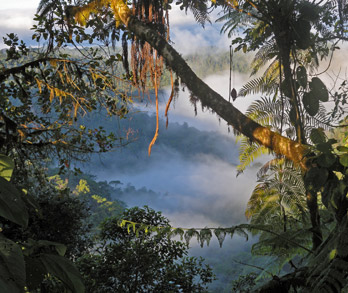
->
[126, 17, 308, 169]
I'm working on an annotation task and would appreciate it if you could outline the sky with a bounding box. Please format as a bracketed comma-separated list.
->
[0, 0, 231, 54]
[0, 0, 260, 224]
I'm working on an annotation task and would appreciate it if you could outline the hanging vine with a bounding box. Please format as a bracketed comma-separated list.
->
[73, 0, 176, 154]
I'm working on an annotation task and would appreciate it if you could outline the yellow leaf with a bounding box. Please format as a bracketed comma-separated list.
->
[49, 89, 54, 102]
[329, 249, 337, 260]
[49, 59, 58, 67]
[35, 78, 42, 94]
[17, 129, 26, 141]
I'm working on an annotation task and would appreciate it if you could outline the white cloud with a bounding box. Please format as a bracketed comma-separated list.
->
[169, 5, 197, 27]
[0, 10, 35, 30]
[0, 0, 39, 10]
[0, 1, 40, 47]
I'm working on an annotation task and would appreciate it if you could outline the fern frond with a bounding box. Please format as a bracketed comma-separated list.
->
[186, 0, 211, 27]
[237, 137, 270, 172]
[250, 40, 277, 76]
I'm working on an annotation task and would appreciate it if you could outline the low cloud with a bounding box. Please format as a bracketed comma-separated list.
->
[0, 8, 37, 48]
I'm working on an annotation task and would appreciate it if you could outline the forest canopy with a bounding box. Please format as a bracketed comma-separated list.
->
[2, 0, 348, 292]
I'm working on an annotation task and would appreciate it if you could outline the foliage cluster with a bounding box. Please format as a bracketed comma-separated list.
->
[77, 206, 215, 292]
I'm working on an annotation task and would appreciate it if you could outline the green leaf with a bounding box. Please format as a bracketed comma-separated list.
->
[303, 92, 319, 116]
[329, 249, 337, 260]
[36, 240, 67, 256]
[0, 234, 26, 293]
[40, 254, 85, 293]
[25, 256, 47, 291]
[317, 142, 332, 153]
[310, 128, 326, 144]
[317, 153, 336, 168]
[309, 77, 329, 102]
[0, 177, 28, 227]
[296, 66, 307, 88]
[337, 146, 348, 153]
[339, 154, 348, 167]
[0, 154, 14, 181]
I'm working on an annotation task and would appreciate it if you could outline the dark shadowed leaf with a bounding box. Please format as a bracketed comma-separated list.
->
[0, 235, 26, 293]
[310, 77, 329, 102]
[0, 177, 28, 227]
[303, 92, 319, 116]
[317, 153, 336, 168]
[25, 257, 46, 291]
[310, 128, 326, 145]
[40, 254, 85, 293]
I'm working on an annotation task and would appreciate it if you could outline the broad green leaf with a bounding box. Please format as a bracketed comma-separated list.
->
[36, 240, 67, 256]
[337, 146, 348, 153]
[296, 66, 307, 88]
[303, 92, 319, 116]
[40, 254, 85, 293]
[310, 128, 326, 144]
[25, 256, 46, 291]
[317, 142, 332, 154]
[339, 154, 348, 167]
[0, 154, 14, 181]
[0, 234, 26, 293]
[0, 177, 28, 227]
[309, 77, 329, 102]
[317, 153, 336, 168]
[22, 239, 66, 257]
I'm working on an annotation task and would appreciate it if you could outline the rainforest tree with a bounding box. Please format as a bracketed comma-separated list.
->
[77, 206, 215, 292]
[66, 0, 348, 291]
[0, 3, 135, 291]
[3, 0, 348, 291]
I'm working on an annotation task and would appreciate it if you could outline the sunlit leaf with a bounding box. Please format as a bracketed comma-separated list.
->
[339, 154, 348, 167]
[0, 154, 14, 181]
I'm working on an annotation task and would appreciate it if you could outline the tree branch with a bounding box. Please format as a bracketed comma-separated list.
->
[126, 17, 308, 169]
[0, 57, 68, 82]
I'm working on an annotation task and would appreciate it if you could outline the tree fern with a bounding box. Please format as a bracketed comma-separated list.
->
[236, 139, 270, 172]
[250, 40, 277, 76]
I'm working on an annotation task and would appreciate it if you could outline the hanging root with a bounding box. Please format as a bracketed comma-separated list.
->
[148, 53, 160, 156]
[165, 70, 174, 128]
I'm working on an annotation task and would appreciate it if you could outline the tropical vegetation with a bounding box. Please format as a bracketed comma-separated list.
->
[2, 0, 348, 292]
